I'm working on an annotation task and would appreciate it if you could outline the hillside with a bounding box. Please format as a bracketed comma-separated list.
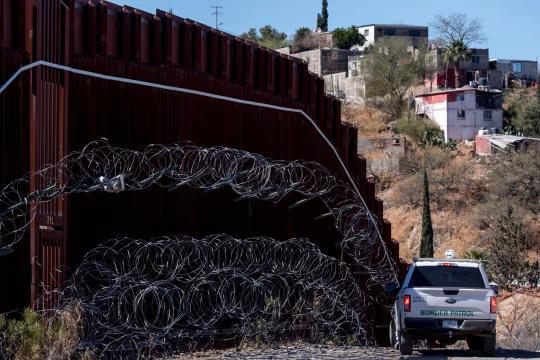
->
[375, 144, 539, 262]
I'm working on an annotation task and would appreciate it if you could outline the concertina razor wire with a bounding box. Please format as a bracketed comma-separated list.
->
[0, 139, 397, 358]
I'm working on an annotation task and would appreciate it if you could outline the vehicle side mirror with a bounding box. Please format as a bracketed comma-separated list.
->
[490, 283, 499, 295]
[385, 282, 400, 297]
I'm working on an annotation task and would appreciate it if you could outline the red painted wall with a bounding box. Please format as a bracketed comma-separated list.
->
[475, 135, 492, 156]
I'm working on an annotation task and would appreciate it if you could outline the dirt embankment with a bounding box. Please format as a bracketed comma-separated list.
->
[374, 146, 539, 262]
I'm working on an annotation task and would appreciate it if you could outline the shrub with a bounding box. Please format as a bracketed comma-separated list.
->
[395, 115, 456, 149]
[498, 294, 540, 351]
[486, 206, 529, 290]
[332, 26, 365, 49]
[0, 303, 86, 360]
[505, 88, 540, 136]
[292, 27, 317, 52]
[488, 150, 540, 214]
[463, 249, 484, 259]
[422, 128, 457, 150]
[396, 147, 481, 211]
[342, 105, 388, 135]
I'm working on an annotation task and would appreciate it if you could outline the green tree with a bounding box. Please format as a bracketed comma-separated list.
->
[242, 28, 259, 43]
[292, 27, 315, 52]
[240, 26, 288, 49]
[419, 168, 434, 258]
[505, 88, 540, 135]
[364, 38, 424, 120]
[486, 206, 529, 289]
[515, 101, 540, 135]
[316, 0, 329, 32]
[332, 26, 365, 49]
[258, 25, 288, 49]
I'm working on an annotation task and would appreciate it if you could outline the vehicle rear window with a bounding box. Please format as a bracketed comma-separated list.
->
[409, 266, 485, 288]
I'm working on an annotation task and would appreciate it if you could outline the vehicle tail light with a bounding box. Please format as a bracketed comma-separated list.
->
[403, 295, 411, 312]
[441, 262, 454, 267]
[490, 296, 497, 313]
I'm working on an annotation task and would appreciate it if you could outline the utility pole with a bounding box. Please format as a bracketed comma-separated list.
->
[210, 6, 223, 30]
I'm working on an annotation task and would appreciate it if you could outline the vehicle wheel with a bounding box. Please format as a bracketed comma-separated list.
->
[467, 336, 482, 351]
[389, 318, 399, 349]
[399, 334, 413, 355]
[481, 333, 496, 357]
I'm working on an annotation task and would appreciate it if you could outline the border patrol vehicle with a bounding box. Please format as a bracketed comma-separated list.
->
[387, 255, 498, 356]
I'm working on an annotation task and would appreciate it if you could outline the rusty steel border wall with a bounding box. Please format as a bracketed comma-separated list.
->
[0, 0, 399, 334]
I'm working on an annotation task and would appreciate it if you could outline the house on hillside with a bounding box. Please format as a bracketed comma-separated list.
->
[489, 59, 539, 88]
[415, 87, 503, 141]
[324, 45, 421, 102]
[286, 48, 358, 77]
[276, 31, 355, 77]
[355, 24, 428, 52]
[280, 23, 427, 100]
[425, 47, 492, 90]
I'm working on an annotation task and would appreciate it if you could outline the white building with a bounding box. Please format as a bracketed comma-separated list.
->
[355, 24, 428, 52]
[415, 87, 503, 141]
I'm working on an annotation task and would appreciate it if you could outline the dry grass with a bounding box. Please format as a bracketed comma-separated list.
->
[342, 105, 390, 138]
[0, 302, 91, 360]
[378, 147, 538, 262]
[497, 293, 540, 351]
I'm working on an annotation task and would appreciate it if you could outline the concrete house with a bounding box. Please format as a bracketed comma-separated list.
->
[356, 24, 428, 52]
[288, 48, 358, 77]
[489, 59, 538, 87]
[322, 54, 367, 102]
[425, 47, 491, 90]
[324, 45, 421, 102]
[415, 87, 503, 141]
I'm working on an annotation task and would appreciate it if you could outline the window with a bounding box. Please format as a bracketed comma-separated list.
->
[512, 62, 522, 73]
[409, 29, 421, 37]
[352, 61, 357, 70]
[383, 28, 396, 36]
[483, 111, 492, 120]
[364, 29, 369, 36]
[472, 56, 480, 64]
[457, 110, 466, 118]
[456, 93, 465, 101]
[409, 266, 486, 288]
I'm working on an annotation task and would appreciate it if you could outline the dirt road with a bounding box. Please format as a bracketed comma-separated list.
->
[174, 345, 540, 359]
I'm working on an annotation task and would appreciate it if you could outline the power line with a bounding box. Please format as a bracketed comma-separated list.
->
[210, 5, 223, 30]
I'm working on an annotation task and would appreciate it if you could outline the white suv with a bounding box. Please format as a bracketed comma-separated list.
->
[388, 258, 497, 356]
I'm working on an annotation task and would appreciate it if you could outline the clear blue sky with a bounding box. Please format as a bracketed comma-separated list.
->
[110, 0, 539, 62]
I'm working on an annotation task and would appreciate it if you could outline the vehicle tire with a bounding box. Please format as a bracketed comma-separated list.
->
[467, 336, 482, 351]
[481, 333, 496, 357]
[399, 334, 413, 356]
[389, 318, 399, 349]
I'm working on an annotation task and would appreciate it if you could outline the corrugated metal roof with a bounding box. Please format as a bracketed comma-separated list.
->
[482, 135, 540, 150]
[416, 86, 502, 98]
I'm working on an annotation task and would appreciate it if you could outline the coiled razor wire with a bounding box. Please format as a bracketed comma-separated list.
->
[0, 139, 397, 357]
[55, 235, 369, 358]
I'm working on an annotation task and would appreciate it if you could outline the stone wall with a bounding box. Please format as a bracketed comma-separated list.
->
[323, 72, 366, 103]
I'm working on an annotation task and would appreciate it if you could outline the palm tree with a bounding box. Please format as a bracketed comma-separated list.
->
[442, 40, 469, 88]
